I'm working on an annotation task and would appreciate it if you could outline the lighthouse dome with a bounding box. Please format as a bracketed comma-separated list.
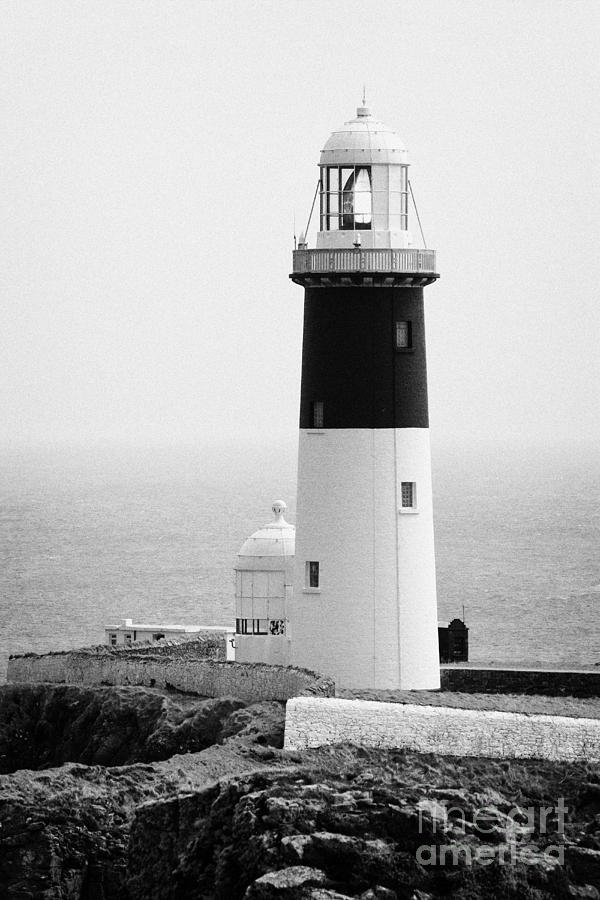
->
[237, 501, 295, 560]
[320, 105, 408, 166]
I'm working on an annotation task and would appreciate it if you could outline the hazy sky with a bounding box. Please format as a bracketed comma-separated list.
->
[2, 0, 599, 448]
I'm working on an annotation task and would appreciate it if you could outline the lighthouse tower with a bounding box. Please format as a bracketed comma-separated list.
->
[288, 103, 440, 690]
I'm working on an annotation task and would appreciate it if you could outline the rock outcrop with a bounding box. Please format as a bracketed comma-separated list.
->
[3, 683, 600, 899]
[0, 683, 255, 771]
[0, 683, 286, 898]
[128, 747, 600, 900]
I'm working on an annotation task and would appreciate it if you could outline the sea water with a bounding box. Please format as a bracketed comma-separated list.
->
[1, 438, 599, 681]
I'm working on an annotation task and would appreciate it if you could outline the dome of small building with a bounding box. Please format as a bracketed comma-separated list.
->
[237, 501, 295, 560]
[320, 105, 408, 166]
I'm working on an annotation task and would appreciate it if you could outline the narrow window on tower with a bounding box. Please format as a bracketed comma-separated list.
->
[395, 320, 412, 350]
[305, 561, 320, 589]
[311, 400, 324, 429]
[400, 482, 417, 511]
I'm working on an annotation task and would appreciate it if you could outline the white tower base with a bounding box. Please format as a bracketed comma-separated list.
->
[290, 428, 440, 691]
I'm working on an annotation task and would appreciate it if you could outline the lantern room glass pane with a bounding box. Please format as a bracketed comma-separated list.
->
[389, 167, 402, 192]
[341, 169, 354, 229]
[321, 166, 372, 231]
[354, 168, 371, 225]
[389, 193, 402, 216]
[354, 196, 371, 225]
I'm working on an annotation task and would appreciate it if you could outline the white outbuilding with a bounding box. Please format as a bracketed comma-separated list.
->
[234, 501, 294, 665]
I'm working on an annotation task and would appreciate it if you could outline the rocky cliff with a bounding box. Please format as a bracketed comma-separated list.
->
[0, 682, 286, 898]
[0, 683, 255, 771]
[2, 683, 600, 899]
[129, 748, 600, 900]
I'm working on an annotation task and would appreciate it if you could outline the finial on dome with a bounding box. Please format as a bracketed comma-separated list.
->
[271, 500, 288, 523]
[357, 86, 370, 118]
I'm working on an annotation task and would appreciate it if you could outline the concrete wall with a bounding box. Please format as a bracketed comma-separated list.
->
[441, 666, 600, 698]
[284, 696, 600, 762]
[7, 648, 334, 704]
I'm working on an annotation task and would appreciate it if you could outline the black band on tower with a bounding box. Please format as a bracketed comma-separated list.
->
[299, 286, 429, 429]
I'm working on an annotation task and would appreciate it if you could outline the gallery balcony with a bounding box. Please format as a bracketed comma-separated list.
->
[290, 247, 439, 287]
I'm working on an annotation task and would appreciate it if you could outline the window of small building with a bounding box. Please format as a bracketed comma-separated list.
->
[152, 633, 165, 642]
[400, 482, 417, 510]
[320, 166, 372, 231]
[305, 560, 320, 589]
[109, 633, 117, 646]
[124, 633, 133, 646]
[395, 320, 412, 350]
[311, 400, 324, 429]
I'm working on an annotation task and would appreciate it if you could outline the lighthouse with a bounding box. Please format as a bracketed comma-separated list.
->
[288, 102, 441, 690]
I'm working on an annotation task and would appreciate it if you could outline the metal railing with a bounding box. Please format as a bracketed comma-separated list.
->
[292, 247, 437, 275]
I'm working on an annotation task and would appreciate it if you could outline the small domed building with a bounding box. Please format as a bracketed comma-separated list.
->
[234, 501, 294, 665]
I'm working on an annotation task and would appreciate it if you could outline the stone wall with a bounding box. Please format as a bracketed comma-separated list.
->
[284, 696, 600, 762]
[10, 632, 228, 663]
[7, 645, 334, 703]
[440, 666, 600, 698]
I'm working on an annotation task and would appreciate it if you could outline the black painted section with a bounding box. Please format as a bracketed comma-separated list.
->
[438, 619, 469, 663]
[299, 286, 430, 429]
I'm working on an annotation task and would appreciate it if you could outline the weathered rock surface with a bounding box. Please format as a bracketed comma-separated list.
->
[128, 747, 600, 900]
[0, 683, 286, 898]
[0, 683, 274, 771]
[3, 682, 600, 900]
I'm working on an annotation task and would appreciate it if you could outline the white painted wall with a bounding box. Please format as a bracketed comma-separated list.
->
[284, 697, 600, 762]
[235, 634, 291, 665]
[291, 428, 439, 689]
[234, 530, 294, 668]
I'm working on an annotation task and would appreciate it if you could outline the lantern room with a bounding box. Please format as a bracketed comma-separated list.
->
[317, 104, 412, 250]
